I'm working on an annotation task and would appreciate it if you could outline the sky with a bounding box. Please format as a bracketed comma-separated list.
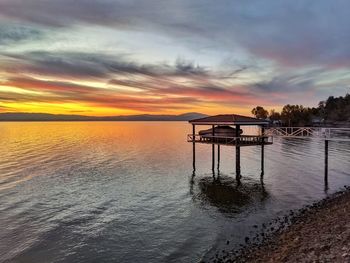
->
[0, 0, 349, 116]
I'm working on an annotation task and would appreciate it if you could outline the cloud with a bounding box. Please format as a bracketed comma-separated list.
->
[1, 51, 211, 81]
[227, 1, 350, 68]
[0, 25, 43, 45]
[254, 76, 314, 93]
[2, 0, 350, 69]
[0, 0, 121, 27]
[4, 77, 104, 94]
[2, 51, 122, 79]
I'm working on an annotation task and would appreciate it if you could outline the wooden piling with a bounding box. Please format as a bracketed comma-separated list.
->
[217, 144, 220, 171]
[235, 125, 241, 179]
[261, 144, 265, 178]
[212, 125, 215, 172]
[192, 124, 196, 171]
[325, 140, 328, 184]
[261, 127, 265, 178]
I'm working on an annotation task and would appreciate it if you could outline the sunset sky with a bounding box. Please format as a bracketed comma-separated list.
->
[0, 1, 349, 116]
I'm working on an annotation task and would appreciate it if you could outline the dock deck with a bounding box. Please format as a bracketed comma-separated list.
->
[187, 134, 273, 146]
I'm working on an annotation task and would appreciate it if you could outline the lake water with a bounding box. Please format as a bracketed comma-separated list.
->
[0, 122, 349, 263]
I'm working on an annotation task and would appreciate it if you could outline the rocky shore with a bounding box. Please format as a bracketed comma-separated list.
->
[211, 187, 350, 263]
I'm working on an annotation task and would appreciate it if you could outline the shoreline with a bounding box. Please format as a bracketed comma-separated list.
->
[210, 186, 350, 263]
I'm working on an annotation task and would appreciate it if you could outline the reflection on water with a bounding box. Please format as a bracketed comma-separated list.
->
[0, 122, 349, 263]
[190, 174, 269, 216]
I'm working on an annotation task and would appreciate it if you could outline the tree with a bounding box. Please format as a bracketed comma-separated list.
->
[251, 106, 268, 119]
[269, 109, 281, 121]
[322, 94, 350, 121]
[249, 93, 350, 127]
[280, 104, 312, 126]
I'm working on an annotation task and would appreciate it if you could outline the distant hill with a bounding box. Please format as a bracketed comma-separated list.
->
[0, 112, 208, 122]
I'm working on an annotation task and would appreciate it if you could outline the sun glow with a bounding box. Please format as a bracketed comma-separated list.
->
[0, 100, 140, 116]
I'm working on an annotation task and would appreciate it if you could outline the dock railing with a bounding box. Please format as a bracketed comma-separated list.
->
[264, 127, 350, 140]
[187, 134, 273, 145]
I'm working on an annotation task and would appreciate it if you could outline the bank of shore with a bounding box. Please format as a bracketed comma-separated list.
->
[212, 187, 350, 263]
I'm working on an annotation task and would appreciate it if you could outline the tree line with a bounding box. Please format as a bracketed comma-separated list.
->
[251, 93, 350, 126]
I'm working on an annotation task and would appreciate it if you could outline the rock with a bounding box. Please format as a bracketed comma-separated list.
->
[320, 244, 330, 251]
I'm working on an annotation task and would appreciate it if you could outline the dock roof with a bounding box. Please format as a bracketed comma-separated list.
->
[189, 114, 269, 125]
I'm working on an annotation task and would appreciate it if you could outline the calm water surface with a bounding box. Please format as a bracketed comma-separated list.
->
[0, 122, 349, 263]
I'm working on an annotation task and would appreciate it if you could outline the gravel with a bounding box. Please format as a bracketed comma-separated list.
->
[208, 186, 350, 263]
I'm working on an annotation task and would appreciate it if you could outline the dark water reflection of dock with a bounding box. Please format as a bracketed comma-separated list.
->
[190, 173, 269, 216]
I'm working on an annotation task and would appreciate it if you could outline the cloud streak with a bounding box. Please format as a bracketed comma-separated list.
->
[2, 51, 210, 79]
[0, 25, 43, 45]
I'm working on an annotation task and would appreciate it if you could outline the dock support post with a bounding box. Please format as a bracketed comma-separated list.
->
[235, 125, 241, 180]
[261, 144, 265, 179]
[325, 140, 329, 187]
[261, 126, 265, 179]
[192, 124, 196, 172]
[212, 125, 215, 173]
[217, 144, 220, 171]
[236, 147, 241, 180]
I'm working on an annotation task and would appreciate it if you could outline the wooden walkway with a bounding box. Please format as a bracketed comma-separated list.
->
[264, 127, 350, 141]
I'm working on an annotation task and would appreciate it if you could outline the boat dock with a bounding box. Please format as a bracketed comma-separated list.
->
[188, 114, 271, 179]
[188, 114, 350, 184]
